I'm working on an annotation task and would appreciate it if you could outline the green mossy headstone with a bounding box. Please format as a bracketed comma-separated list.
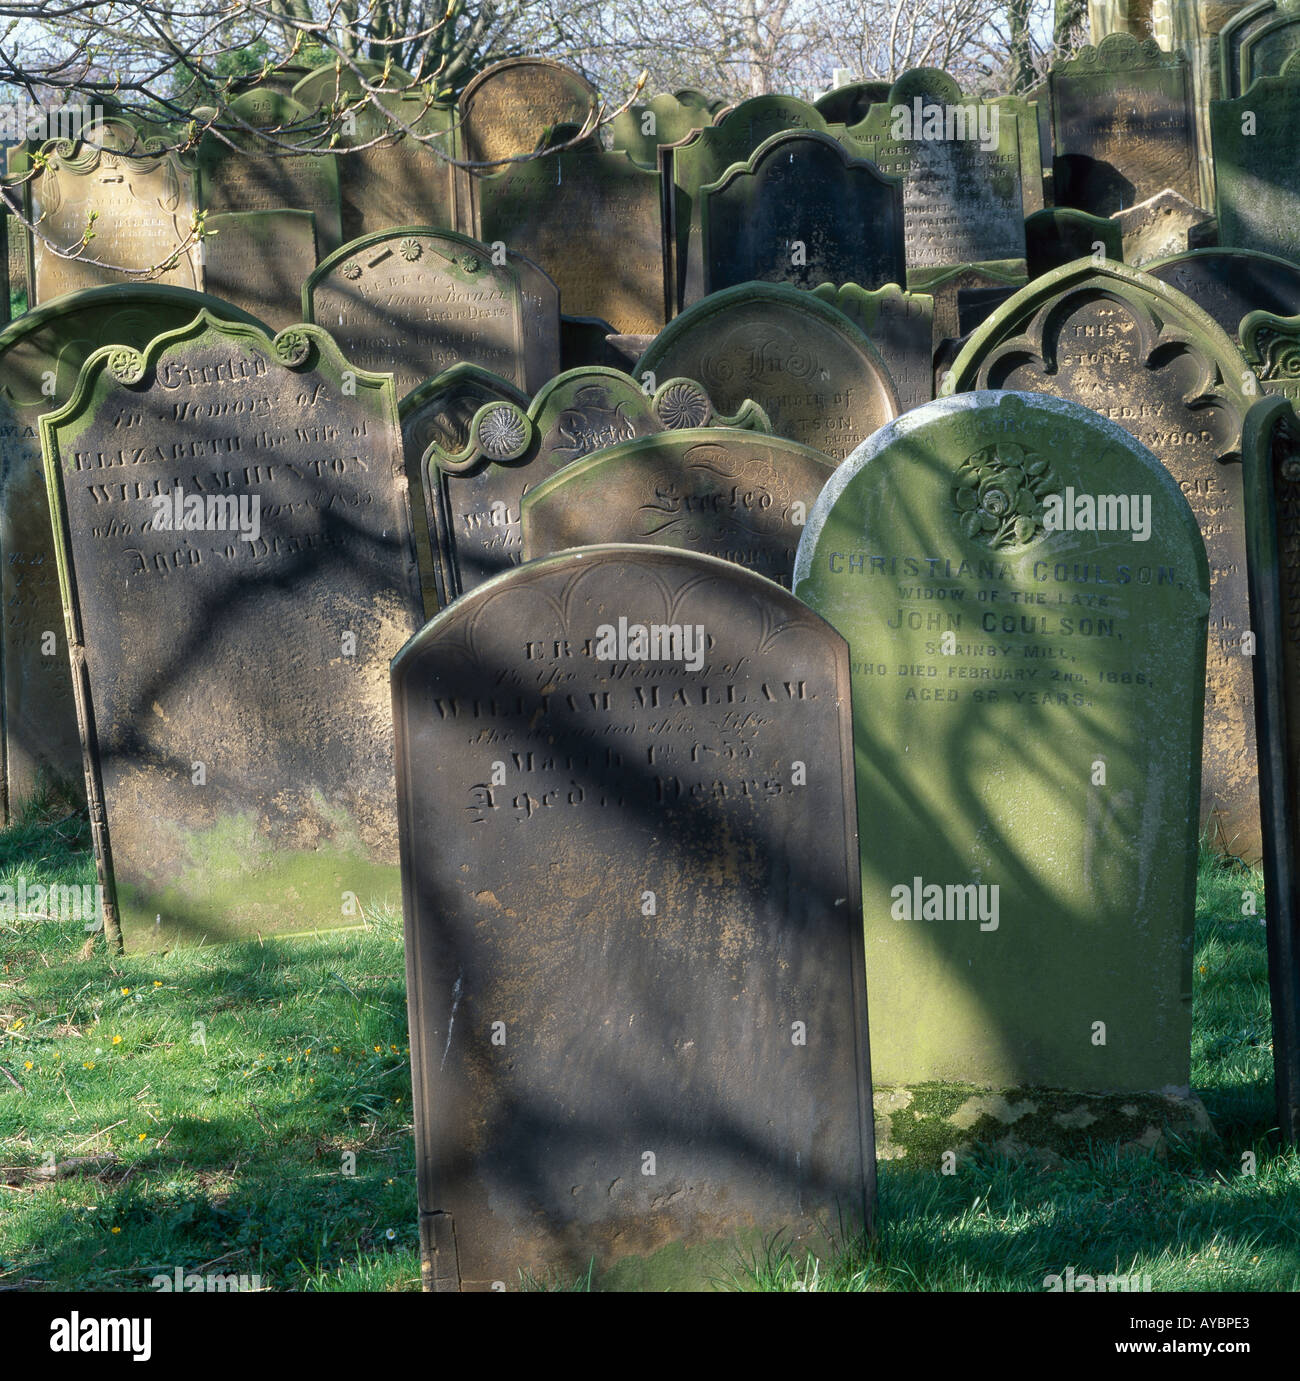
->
[0, 285, 268, 825]
[612, 89, 714, 166]
[946, 259, 1259, 860]
[41, 312, 424, 951]
[1026, 207, 1123, 277]
[1211, 71, 1300, 264]
[699, 130, 904, 295]
[811, 281, 935, 412]
[664, 95, 833, 311]
[794, 391, 1209, 1092]
[838, 70, 1028, 278]
[203, 209, 317, 331]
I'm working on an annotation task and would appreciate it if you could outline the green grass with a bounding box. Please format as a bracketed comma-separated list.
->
[1, 802, 1297, 1292]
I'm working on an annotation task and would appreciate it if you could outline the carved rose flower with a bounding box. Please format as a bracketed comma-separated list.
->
[953, 442, 1059, 549]
[341, 260, 362, 280]
[477, 405, 528, 459]
[399, 238, 422, 262]
[656, 381, 711, 429]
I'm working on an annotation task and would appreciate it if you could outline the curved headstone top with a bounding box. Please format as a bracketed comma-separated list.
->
[636, 282, 901, 459]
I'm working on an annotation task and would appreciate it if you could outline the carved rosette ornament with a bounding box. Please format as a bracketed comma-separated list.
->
[654, 379, 711, 429]
[106, 347, 146, 386]
[952, 441, 1061, 549]
[475, 403, 530, 460]
[273, 329, 312, 367]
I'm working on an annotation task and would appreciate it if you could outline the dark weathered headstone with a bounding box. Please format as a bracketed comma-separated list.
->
[1112, 188, 1215, 267]
[946, 259, 1260, 859]
[29, 117, 201, 302]
[559, 314, 622, 370]
[420, 367, 767, 600]
[199, 88, 342, 253]
[203, 209, 317, 330]
[812, 80, 892, 124]
[636, 282, 900, 459]
[304, 227, 560, 397]
[393, 544, 876, 1290]
[1241, 307, 1300, 403]
[922, 262, 1027, 343]
[41, 312, 424, 951]
[0, 285, 267, 824]
[794, 391, 1208, 1092]
[399, 364, 529, 612]
[1220, 0, 1300, 97]
[291, 62, 459, 239]
[1146, 247, 1300, 346]
[698, 131, 904, 295]
[664, 95, 834, 311]
[1211, 72, 1300, 264]
[521, 428, 834, 586]
[1241, 392, 1300, 1145]
[612, 89, 714, 166]
[477, 147, 666, 336]
[811, 281, 935, 412]
[1050, 34, 1199, 215]
[839, 70, 1027, 279]
[1026, 207, 1124, 277]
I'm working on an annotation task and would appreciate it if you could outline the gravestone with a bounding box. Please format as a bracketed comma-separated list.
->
[1221, 0, 1300, 96]
[946, 259, 1260, 859]
[612, 89, 713, 166]
[636, 283, 900, 460]
[457, 56, 598, 168]
[1026, 207, 1123, 277]
[420, 367, 767, 600]
[400, 364, 530, 612]
[1146, 247, 1300, 345]
[1050, 34, 1199, 215]
[1112, 188, 1215, 267]
[304, 227, 560, 397]
[923, 263, 1028, 343]
[811, 281, 935, 412]
[521, 428, 835, 586]
[838, 70, 1028, 280]
[698, 131, 904, 295]
[41, 311, 424, 951]
[203, 210, 317, 330]
[794, 391, 1208, 1093]
[393, 544, 876, 1290]
[291, 62, 459, 239]
[812, 80, 892, 124]
[28, 116, 201, 302]
[987, 92, 1048, 216]
[198, 88, 342, 253]
[1240, 308, 1300, 402]
[477, 147, 666, 336]
[1240, 393, 1300, 1145]
[663, 95, 834, 312]
[0, 285, 268, 825]
[1211, 73, 1300, 264]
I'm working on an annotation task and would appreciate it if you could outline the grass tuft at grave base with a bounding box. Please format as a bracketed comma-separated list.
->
[0, 799, 1295, 1293]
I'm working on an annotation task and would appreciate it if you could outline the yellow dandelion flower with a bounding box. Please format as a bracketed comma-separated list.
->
[390, 1044, 398, 1052]
[120, 987, 130, 996]
[23, 1060, 33, 1070]
[112, 1035, 122, 1045]
[153, 981, 162, 988]
[1199, 965, 1207, 975]
[373, 1045, 381, 1053]
[285, 1056, 292, 1062]
[12, 1018, 24, 1030]
[138, 1133, 147, 1142]
[83, 1061, 95, 1069]
[332, 1046, 340, 1053]
[110, 1226, 121, 1234]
